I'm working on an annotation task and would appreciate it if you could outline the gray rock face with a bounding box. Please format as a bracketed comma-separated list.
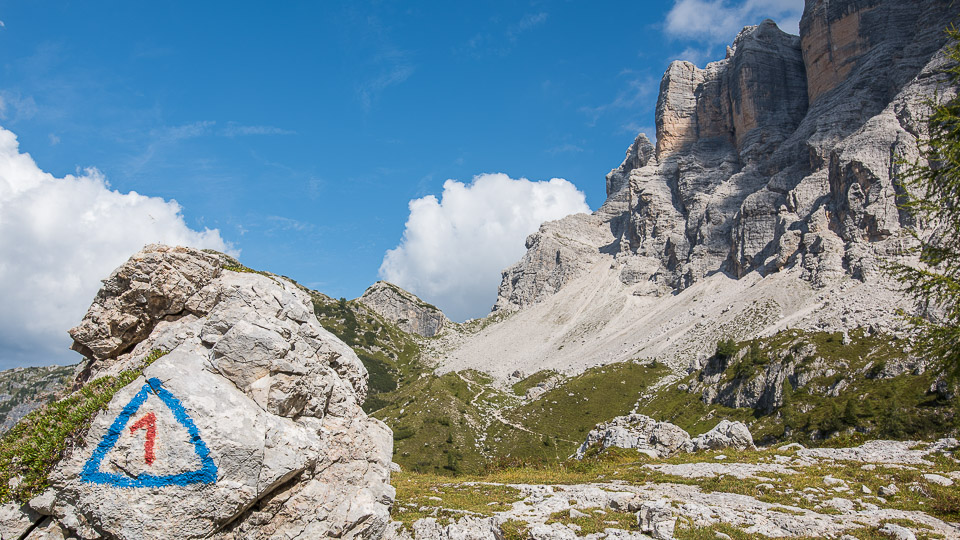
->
[358, 281, 449, 337]
[494, 212, 616, 312]
[688, 332, 928, 417]
[31, 245, 394, 539]
[0, 364, 74, 434]
[68, 247, 223, 362]
[689, 420, 756, 452]
[575, 414, 754, 459]
[494, 0, 960, 312]
[637, 500, 676, 540]
[575, 414, 691, 459]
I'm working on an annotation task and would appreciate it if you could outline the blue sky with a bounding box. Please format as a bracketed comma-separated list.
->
[0, 0, 803, 367]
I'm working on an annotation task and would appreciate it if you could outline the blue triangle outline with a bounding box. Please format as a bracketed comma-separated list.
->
[80, 377, 217, 487]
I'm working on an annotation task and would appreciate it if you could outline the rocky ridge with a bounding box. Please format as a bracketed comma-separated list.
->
[359, 281, 450, 338]
[0, 245, 395, 539]
[0, 365, 74, 434]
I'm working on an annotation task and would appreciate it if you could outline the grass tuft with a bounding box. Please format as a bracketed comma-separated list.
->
[0, 349, 168, 504]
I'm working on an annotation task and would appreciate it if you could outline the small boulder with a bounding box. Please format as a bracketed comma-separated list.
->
[923, 473, 954, 486]
[879, 483, 899, 496]
[879, 523, 917, 540]
[636, 500, 675, 540]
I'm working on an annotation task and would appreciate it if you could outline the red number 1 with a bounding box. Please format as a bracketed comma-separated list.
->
[130, 412, 157, 465]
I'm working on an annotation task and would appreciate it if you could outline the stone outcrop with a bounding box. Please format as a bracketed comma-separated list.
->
[687, 330, 929, 422]
[5, 245, 395, 539]
[574, 414, 753, 459]
[689, 419, 756, 452]
[574, 414, 691, 459]
[358, 281, 449, 337]
[493, 212, 618, 312]
[494, 0, 960, 313]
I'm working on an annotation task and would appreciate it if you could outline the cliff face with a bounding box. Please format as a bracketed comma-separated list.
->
[358, 282, 449, 338]
[496, 0, 959, 312]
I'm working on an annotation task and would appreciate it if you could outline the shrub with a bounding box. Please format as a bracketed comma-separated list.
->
[393, 427, 415, 441]
[716, 338, 738, 360]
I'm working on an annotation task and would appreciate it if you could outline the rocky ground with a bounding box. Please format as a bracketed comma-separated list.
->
[386, 439, 960, 539]
[431, 262, 911, 381]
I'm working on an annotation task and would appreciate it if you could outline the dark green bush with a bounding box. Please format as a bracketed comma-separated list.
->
[716, 338, 738, 360]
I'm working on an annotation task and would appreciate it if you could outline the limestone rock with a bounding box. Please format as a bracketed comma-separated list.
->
[68, 245, 223, 363]
[689, 420, 756, 452]
[407, 517, 500, 539]
[798, 438, 959, 465]
[358, 282, 450, 338]
[575, 414, 691, 459]
[576, 415, 757, 459]
[0, 365, 75, 434]
[637, 500, 676, 540]
[0, 501, 41, 539]
[524, 374, 562, 401]
[528, 522, 578, 540]
[494, 212, 614, 312]
[37, 245, 394, 539]
[923, 474, 954, 487]
[606, 133, 655, 198]
[879, 523, 917, 540]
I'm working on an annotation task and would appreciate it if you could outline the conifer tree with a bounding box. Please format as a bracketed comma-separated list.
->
[890, 27, 960, 370]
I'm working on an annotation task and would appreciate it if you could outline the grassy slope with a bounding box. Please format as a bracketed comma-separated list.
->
[373, 326, 958, 475]
[311, 294, 425, 413]
[490, 362, 670, 463]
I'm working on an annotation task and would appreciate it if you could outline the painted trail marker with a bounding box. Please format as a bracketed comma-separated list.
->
[129, 412, 157, 465]
[81, 377, 217, 488]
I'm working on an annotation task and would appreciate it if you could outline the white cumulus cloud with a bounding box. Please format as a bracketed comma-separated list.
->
[0, 126, 231, 369]
[665, 0, 802, 43]
[379, 173, 590, 322]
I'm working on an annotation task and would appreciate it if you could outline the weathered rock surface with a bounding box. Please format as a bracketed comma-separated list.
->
[574, 414, 691, 459]
[494, 0, 959, 314]
[494, 212, 617, 312]
[574, 414, 753, 459]
[434, 0, 960, 383]
[358, 281, 450, 338]
[688, 419, 756, 452]
[11, 245, 395, 539]
[387, 441, 960, 538]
